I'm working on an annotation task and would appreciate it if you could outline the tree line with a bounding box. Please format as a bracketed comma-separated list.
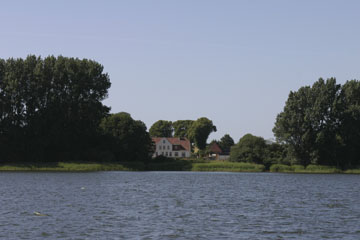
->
[154, 78, 360, 169]
[149, 118, 217, 151]
[230, 78, 360, 169]
[0, 56, 151, 163]
[273, 78, 360, 168]
[1, 56, 360, 169]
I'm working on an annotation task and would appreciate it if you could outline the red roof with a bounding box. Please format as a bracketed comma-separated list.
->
[152, 137, 191, 151]
[209, 142, 222, 154]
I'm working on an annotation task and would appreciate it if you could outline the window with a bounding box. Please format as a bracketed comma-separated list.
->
[165, 152, 168, 156]
[159, 145, 161, 150]
[169, 152, 172, 157]
[162, 152, 164, 156]
[182, 152, 186, 157]
[163, 140, 165, 143]
[175, 152, 178, 157]
[167, 145, 170, 150]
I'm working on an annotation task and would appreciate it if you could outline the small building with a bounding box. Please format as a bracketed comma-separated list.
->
[152, 137, 191, 158]
[208, 142, 222, 159]
[208, 142, 230, 160]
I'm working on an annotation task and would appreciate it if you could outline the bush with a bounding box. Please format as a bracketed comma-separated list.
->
[305, 164, 342, 173]
[151, 155, 173, 163]
[292, 165, 305, 172]
[269, 164, 293, 172]
[180, 158, 210, 163]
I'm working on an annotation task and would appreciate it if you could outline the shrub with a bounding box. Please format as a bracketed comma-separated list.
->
[269, 164, 293, 172]
[192, 162, 265, 172]
[292, 165, 305, 172]
[305, 164, 342, 173]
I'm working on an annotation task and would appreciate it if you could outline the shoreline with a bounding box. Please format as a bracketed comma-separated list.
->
[0, 161, 359, 174]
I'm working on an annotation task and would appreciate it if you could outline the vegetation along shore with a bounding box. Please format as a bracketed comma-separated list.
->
[1, 56, 360, 173]
[1, 160, 360, 174]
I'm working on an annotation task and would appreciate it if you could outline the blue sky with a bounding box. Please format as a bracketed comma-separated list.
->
[1, 0, 360, 142]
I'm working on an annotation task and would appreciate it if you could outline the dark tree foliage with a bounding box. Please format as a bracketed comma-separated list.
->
[338, 80, 360, 167]
[173, 120, 194, 138]
[218, 134, 235, 153]
[0, 55, 111, 162]
[230, 134, 267, 164]
[100, 112, 153, 162]
[149, 120, 173, 137]
[188, 117, 217, 150]
[273, 77, 360, 168]
[264, 142, 288, 168]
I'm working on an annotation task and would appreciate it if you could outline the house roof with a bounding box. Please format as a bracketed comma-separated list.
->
[152, 137, 191, 151]
[209, 142, 222, 154]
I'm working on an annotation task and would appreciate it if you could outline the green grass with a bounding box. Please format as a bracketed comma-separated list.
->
[1, 160, 360, 174]
[303, 164, 342, 173]
[269, 164, 344, 174]
[147, 160, 266, 172]
[0, 160, 265, 172]
[0, 162, 145, 171]
[191, 162, 265, 172]
[146, 161, 192, 171]
[344, 169, 360, 174]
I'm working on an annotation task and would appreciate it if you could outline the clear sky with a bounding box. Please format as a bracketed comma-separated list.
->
[1, 0, 360, 142]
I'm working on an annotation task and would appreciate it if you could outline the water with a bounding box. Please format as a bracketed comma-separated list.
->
[0, 172, 359, 239]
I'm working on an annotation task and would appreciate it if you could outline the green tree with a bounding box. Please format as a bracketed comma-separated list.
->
[173, 120, 194, 138]
[273, 78, 342, 166]
[0, 55, 111, 162]
[264, 142, 288, 167]
[218, 134, 235, 153]
[149, 120, 173, 137]
[188, 117, 217, 150]
[100, 112, 153, 162]
[230, 134, 267, 164]
[338, 80, 360, 167]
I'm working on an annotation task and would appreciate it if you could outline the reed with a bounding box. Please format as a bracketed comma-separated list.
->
[0, 162, 145, 171]
[304, 164, 342, 173]
[344, 168, 360, 174]
[1, 161, 359, 174]
[191, 162, 265, 172]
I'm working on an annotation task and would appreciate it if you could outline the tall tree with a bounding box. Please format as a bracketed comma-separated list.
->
[100, 112, 153, 162]
[273, 78, 342, 166]
[188, 117, 217, 150]
[0, 55, 111, 162]
[149, 120, 173, 137]
[338, 80, 360, 167]
[218, 134, 235, 153]
[173, 120, 194, 138]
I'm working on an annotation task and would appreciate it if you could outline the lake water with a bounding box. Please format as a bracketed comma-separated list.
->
[0, 172, 359, 239]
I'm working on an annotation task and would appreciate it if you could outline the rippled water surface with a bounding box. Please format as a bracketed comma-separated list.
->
[1, 172, 360, 239]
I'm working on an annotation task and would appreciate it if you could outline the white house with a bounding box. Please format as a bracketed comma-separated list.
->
[152, 137, 191, 158]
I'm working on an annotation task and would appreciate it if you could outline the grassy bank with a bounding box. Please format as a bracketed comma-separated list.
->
[0, 162, 145, 171]
[192, 162, 265, 172]
[1, 160, 359, 173]
[147, 158, 265, 172]
[270, 164, 347, 174]
[0, 160, 264, 172]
